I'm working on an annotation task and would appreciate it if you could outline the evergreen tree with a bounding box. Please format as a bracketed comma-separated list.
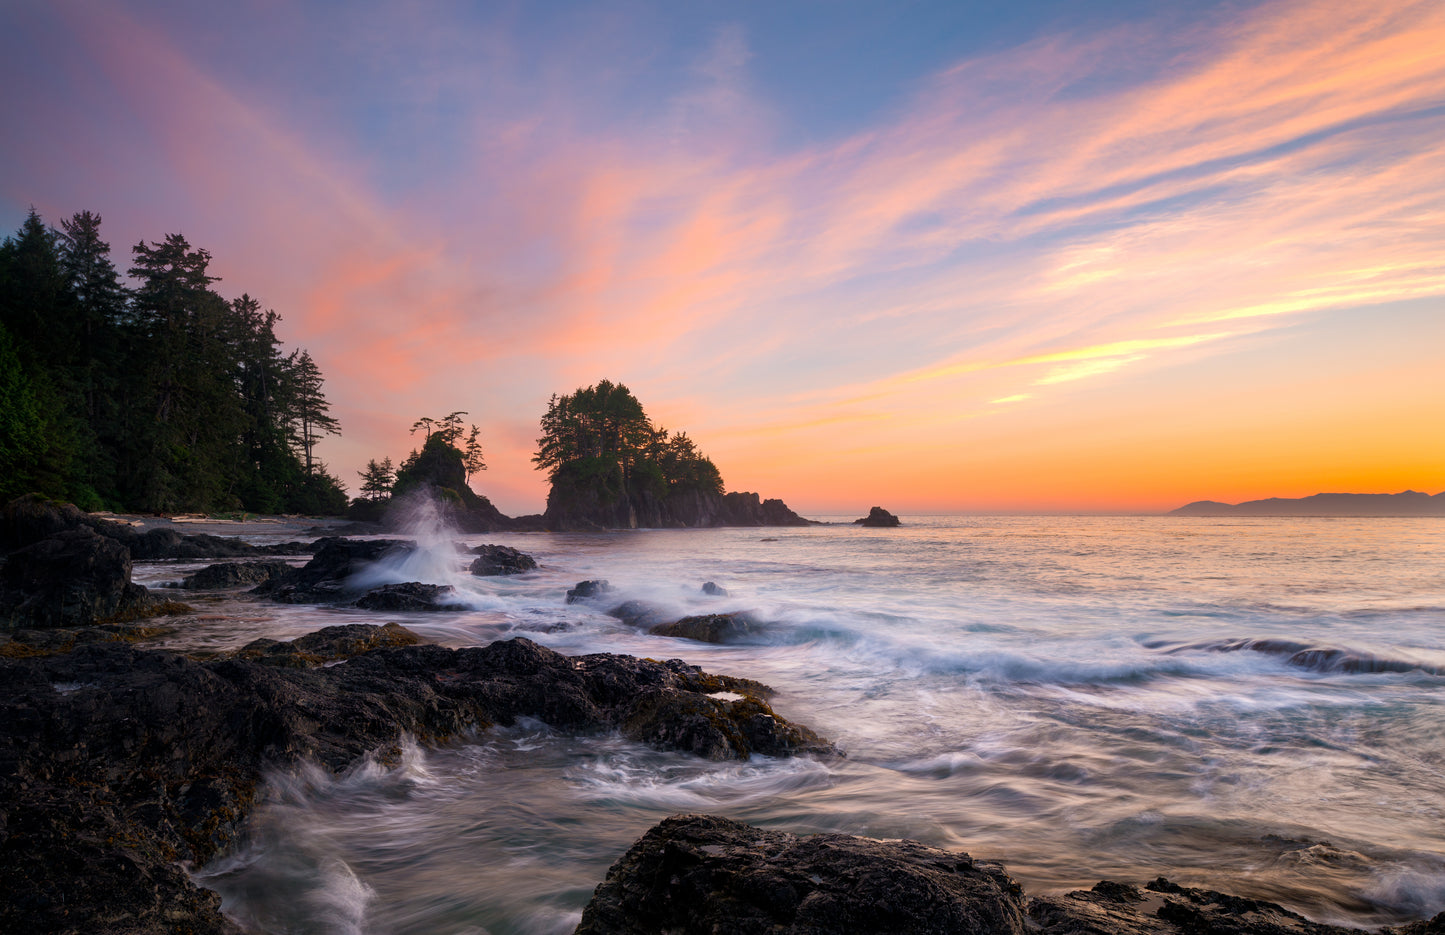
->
[285, 348, 340, 475]
[357, 457, 395, 501]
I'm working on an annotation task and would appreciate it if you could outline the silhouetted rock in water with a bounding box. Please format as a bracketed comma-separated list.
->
[542, 482, 815, 531]
[579, 816, 1445, 935]
[0, 630, 827, 933]
[354, 582, 468, 611]
[649, 612, 760, 644]
[0, 527, 176, 631]
[575, 814, 1026, 935]
[854, 505, 902, 527]
[701, 581, 728, 597]
[469, 544, 538, 576]
[607, 599, 669, 628]
[1170, 490, 1445, 517]
[251, 537, 413, 604]
[177, 560, 293, 589]
[567, 579, 613, 604]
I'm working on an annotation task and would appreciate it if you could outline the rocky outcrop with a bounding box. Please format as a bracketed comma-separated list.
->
[0, 630, 832, 934]
[353, 582, 468, 611]
[469, 544, 538, 576]
[542, 482, 815, 531]
[577, 815, 1445, 935]
[0, 527, 167, 631]
[649, 612, 761, 644]
[2, 494, 316, 560]
[566, 579, 614, 604]
[854, 505, 901, 527]
[575, 814, 1027, 935]
[177, 560, 293, 589]
[250, 537, 412, 604]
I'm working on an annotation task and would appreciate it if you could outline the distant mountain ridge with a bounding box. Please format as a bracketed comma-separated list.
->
[1170, 490, 1445, 517]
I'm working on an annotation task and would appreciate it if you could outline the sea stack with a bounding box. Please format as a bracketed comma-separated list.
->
[854, 506, 901, 527]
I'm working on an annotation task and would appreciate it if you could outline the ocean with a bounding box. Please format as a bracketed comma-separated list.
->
[129, 513, 1445, 934]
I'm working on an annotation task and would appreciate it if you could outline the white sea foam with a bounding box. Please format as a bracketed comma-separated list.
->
[181, 514, 1445, 932]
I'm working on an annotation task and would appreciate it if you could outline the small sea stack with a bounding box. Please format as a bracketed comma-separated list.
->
[854, 506, 901, 527]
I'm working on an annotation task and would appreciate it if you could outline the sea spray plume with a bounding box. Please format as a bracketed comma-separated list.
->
[348, 488, 468, 591]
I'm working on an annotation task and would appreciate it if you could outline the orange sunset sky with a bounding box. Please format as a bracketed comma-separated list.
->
[3, 0, 1442, 515]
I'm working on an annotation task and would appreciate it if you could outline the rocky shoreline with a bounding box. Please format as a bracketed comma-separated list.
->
[2, 497, 1442, 934]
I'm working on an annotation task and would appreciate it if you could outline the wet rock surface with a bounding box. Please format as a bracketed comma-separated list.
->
[353, 581, 469, 611]
[649, 611, 761, 643]
[566, 579, 613, 603]
[177, 560, 294, 589]
[249, 537, 412, 603]
[575, 814, 1028, 935]
[468, 543, 539, 575]
[0, 628, 828, 933]
[577, 816, 1445, 935]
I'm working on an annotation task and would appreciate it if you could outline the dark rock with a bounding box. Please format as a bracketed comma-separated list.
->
[621, 691, 833, 760]
[607, 599, 669, 628]
[178, 560, 293, 589]
[1026, 877, 1375, 935]
[575, 814, 1026, 935]
[0, 527, 157, 630]
[649, 612, 760, 644]
[2, 494, 319, 561]
[541, 482, 816, 531]
[566, 579, 613, 604]
[579, 817, 1436, 935]
[469, 544, 538, 576]
[854, 505, 901, 527]
[701, 581, 729, 597]
[354, 582, 468, 611]
[0, 632, 829, 933]
[251, 537, 414, 603]
[230, 622, 423, 667]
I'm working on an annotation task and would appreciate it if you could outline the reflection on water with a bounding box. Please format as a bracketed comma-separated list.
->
[162, 516, 1445, 932]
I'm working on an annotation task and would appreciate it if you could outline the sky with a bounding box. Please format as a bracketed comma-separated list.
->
[2, 0, 1442, 515]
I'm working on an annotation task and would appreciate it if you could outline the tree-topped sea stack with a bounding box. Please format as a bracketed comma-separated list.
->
[533, 379, 813, 530]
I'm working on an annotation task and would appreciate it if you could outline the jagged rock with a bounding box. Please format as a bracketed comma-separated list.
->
[649, 612, 760, 643]
[0, 527, 157, 630]
[469, 544, 538, 576]
[567, 579, 613, 604]
[251, 537, 413, 604]
[854, 505, 901, 527]
[701, 581, 729, 597]
[606, 600, 669, 628]
[0, 632, 830, 934]
[229, 622, 422, 667]
[579, 817, 1445, 935]
[354, 582, 468, 611]
[178, 560, 293, 589]
[575, 814, 1027, 935]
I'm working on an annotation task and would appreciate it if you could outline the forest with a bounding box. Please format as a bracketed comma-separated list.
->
[0, 208, 347, 514]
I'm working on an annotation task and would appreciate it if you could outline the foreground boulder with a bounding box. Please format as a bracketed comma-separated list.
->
[575, 814, 1028, 935]
[0, 527, 167, 631]
[577, 816, 1445, 935]
[854, 505, 901, 527]
[0, 630, 830, 933]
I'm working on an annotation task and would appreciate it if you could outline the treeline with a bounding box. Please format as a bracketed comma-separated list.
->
[0, 208, 346, 514]
[534, 379, 724, 511]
